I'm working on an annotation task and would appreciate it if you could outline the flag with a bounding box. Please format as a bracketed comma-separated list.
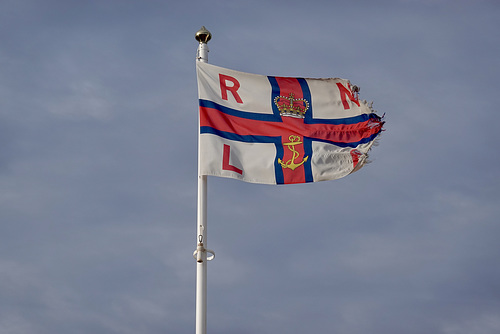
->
[197, 62, 384, 185]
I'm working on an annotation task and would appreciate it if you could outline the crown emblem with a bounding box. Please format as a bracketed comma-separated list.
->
[274, 93, 309, 119]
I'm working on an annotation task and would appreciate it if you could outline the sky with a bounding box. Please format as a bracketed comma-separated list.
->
[1, 0, 499, 333]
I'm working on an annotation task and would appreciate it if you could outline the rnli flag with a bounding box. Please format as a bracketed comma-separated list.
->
[197, 62, 384, 185]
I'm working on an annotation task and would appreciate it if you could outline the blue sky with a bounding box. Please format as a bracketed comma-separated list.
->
[1, 1, 499, 333]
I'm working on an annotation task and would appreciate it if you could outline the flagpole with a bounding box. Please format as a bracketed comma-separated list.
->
[194, 26, 213, 334]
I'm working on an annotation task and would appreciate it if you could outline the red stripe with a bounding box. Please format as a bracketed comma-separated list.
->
[280, 133, 306, 184]
[200, 107, 382, 143]
[274, 77, 309, 184]
[274, 77, 303, 100]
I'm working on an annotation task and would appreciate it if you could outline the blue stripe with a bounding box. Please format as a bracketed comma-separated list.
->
[274, 145, 284, 184]
[267, 77, 282, 117]
[200, 126, 281, 143]
[298, 78, 314, 124]
[199, 99, 281, 122]
[306, 112, 381, 125]
[303, 137, 314, 183]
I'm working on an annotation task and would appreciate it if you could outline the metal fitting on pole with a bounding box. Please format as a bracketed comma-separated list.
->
[196, 242, 205, 263]
[196, 26, 211, 63]
[193, 242, 215, 263]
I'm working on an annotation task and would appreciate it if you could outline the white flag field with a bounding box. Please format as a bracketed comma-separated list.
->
[197, 62, 384, 185]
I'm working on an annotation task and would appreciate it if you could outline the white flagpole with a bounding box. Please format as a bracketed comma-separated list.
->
[194, 26, 214, 334]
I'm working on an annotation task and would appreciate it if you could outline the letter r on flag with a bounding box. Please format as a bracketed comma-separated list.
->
[219, 74, 243, 103]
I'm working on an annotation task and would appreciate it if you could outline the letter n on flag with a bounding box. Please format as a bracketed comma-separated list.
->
[196, 62, 384, 185]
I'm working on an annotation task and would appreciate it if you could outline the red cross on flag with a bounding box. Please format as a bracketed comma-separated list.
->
[197, 62, 384, 185]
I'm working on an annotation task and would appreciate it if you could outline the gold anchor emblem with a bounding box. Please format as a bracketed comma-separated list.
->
[278, 135, 309, 170]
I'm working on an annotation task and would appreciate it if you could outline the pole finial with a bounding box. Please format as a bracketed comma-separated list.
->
[195, 26, 212, 44]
